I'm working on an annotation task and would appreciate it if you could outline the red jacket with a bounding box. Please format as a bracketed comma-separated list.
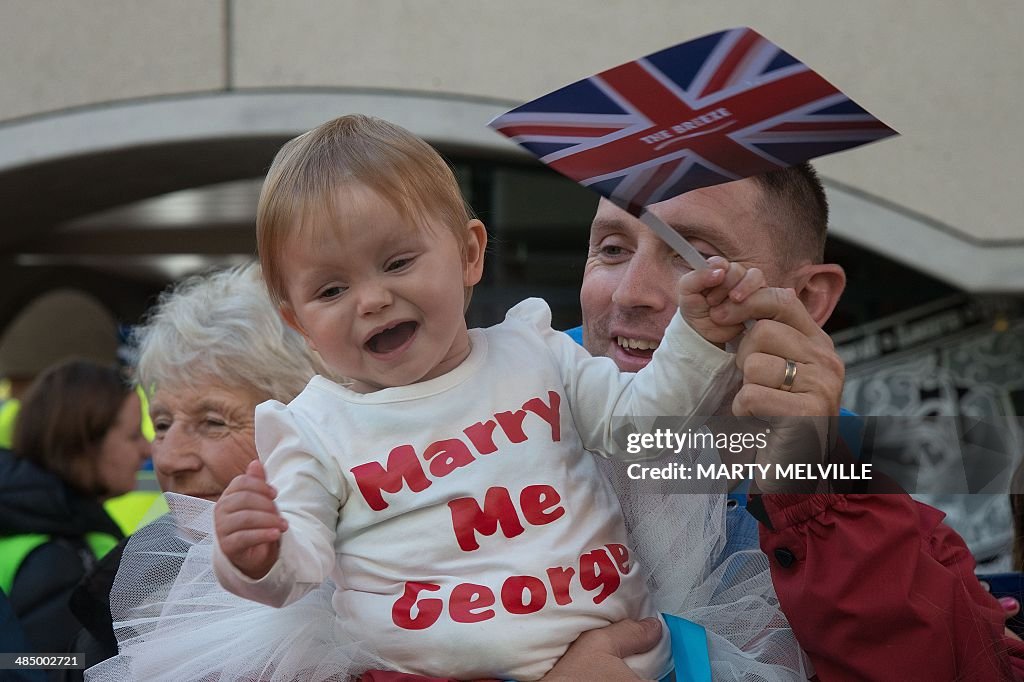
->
[757, 493, 1024, 681]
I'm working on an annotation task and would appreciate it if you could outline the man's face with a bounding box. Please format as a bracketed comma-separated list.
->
[581, 179, 785, 372]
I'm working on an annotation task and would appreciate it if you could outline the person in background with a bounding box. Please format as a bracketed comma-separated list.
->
[0, 289, 159, 538]
[0, 360, 149, 655]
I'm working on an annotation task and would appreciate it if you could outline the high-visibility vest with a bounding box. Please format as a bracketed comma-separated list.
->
[0, 399, 19, 449]
[103, 473, 164, 536]
[136, 385, 155, 442]
[0, 531, 119, 595]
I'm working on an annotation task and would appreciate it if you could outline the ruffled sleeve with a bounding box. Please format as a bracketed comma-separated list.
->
[505, 298, 738, 460]
[213, 399, 349, 608]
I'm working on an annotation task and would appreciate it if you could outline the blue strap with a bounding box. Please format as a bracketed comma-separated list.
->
[837, 408, 863, 455]
[661, 613, 711, 682]
[504, 613, 711, 682]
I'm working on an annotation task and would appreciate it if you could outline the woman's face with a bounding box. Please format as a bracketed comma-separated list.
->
[149, 381, 262, 501]
[95, 392, 151, 497]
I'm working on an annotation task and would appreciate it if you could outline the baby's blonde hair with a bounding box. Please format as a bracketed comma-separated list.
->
[257, 114, 474, 306]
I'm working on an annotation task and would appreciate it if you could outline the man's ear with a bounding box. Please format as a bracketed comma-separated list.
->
[792, 263, 846, 327]
[463, 219, 487, 287]
[279, 305, 316, 352]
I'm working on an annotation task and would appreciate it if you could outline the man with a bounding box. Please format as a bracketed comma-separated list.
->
[555, 163, 1024, 680]
[582, 164, 843, 416]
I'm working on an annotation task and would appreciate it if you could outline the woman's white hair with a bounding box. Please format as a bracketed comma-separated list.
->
[132, 263, 330, 403]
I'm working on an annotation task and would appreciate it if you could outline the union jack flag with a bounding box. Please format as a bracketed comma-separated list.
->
[489, 27, 897, 214]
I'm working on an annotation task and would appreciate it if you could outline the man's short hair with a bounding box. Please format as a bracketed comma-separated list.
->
[750, 162, 829, 265]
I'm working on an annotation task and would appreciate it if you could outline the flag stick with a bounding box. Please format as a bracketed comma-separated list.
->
[639, 208, 754, 332]
[639, 209, 708, 272]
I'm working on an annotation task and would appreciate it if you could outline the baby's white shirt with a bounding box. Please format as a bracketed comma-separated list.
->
[214, 298, 735, 681]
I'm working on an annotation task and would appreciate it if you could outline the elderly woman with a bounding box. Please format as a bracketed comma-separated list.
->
[81, 264, 351, 681]
[137, 264, 327, 501]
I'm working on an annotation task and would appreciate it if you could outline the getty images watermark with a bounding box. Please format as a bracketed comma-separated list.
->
[608, 415, 1021, 495]
[622, 423, 871, 488]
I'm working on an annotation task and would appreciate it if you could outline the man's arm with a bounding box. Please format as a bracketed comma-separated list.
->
[720, 288, 1024, 677]
[752, 493, 1024, 680]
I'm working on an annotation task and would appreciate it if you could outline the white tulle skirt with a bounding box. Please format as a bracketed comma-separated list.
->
[88, 469, 810, 681]
[85, 494, 383, 681]
[599, 456, 811, 681]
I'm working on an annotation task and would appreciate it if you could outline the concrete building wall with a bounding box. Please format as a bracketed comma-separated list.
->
[0, 0, 225, 120]
[1, 1, 1021, 285]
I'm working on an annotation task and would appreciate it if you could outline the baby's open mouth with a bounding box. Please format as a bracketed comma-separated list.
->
[366, 321, 418, 354]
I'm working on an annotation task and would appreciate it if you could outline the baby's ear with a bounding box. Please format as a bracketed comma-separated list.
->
[462, 219, 488, 287]
[280, 306, 315, 350]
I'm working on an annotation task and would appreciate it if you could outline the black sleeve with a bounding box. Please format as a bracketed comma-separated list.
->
[68, 540, 124, 654]
[8, 540, 89, 654]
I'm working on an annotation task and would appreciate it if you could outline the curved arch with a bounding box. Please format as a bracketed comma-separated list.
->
[824, 180, 1024, 292]
[0, 89, 522, 170]
[0, 90, 525, 245]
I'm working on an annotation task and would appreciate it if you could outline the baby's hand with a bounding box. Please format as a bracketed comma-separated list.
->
[678, 256, 765, 345]
[214, 459, 288, 580]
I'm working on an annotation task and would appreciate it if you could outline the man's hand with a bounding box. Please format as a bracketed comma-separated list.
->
[709, 286, 844, 417]
[702, 286, 845, 491]
[540, 617, 663, 682]
[214, 459, 288, 580]
[678, 256, 766, 345]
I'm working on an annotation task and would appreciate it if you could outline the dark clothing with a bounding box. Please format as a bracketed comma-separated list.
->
[54, 542, 125, 682]
[63, 515, 188, 681]
[0, 588, 46, 682]
[0, 449, 123, 655]
[68, 543, 125, 656]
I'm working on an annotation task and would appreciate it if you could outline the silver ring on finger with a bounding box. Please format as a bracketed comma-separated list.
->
[780, 359, 797, 392]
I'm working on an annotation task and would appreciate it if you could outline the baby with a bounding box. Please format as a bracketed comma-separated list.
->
[213, 114, 762, 681]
